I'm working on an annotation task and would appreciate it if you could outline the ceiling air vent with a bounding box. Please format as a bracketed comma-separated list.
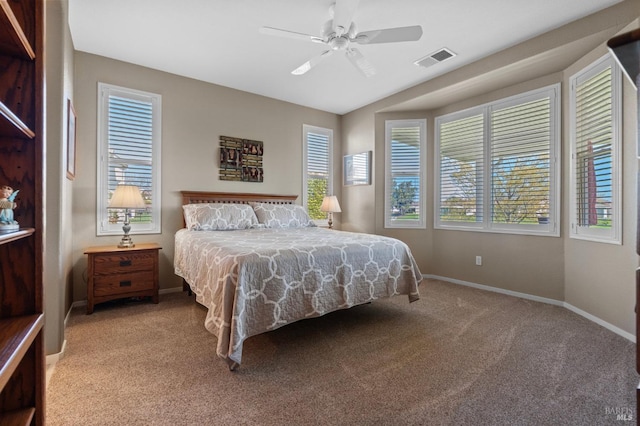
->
[414, 48, 456, 69]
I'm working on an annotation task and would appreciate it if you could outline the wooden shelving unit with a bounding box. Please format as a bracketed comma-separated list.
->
[0, 0, 44, 425]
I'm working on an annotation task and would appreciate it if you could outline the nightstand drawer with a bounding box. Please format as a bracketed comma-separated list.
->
[94, 272, 155, 297]
[92, 252, 155, 275]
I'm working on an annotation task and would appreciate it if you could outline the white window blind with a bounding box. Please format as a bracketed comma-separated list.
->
[570, 56, 621, 243]
[438, 113, 484, 227]
[385, 119, 426, 228]
[303, 125, 333, 222]
[435, 84, 559, 236]
[108, 95, 153, 191]
[97, 83, 162, 235]
[491, 97, 551, 227]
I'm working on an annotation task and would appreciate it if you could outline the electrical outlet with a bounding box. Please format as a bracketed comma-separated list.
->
[475, 256, 482, 266]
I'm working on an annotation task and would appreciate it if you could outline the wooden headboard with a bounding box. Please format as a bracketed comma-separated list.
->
[180, 191, 299, 227]
[181, 191, 297, 205]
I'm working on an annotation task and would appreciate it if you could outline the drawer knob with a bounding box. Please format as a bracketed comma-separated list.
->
[119, 280, 132, 287]
[120, 260, 132, 267]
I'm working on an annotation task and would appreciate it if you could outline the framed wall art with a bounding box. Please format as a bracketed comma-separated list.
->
[343, 151, 371, 186]
[66, 99, 77, 180]
[219, 135, 264, 182]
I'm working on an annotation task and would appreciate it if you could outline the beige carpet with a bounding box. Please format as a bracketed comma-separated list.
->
[47, 279, 637, 425]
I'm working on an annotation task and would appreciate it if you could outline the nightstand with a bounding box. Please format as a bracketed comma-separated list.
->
[84, 243, 162, 314]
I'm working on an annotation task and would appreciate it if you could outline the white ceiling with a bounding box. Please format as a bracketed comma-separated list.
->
[68, 0, 623, 115]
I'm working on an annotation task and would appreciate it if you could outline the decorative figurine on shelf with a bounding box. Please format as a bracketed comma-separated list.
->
[0, 185, 19, 233]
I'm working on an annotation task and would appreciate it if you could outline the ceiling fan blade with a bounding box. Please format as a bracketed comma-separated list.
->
[345, 48, 376, 77]
[332, 0, 360, 35]
[292, 50, 334, 75]
[354, 25, 423, 44]
[260, 26, 324, 44]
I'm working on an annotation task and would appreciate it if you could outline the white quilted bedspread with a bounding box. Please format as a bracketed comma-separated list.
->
[174, 227, 422, 367]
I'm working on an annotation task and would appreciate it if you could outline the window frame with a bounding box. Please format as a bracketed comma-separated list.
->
[434, 84, 561, 236]
[96, 83, 162, 236]
[569, 55, 622, 244]
[384, 119, 427, 229]
[302, 124, 334, 227]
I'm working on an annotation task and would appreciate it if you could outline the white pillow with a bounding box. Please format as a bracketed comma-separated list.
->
[250, 203, 316, 228]
[183, 203, 258, 230]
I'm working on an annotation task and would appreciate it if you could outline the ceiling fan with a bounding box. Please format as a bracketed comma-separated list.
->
[259, 0, 423, 77]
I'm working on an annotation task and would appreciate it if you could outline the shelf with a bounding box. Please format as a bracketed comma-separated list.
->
[0, 408, 35, 426]
[0, 314, 43, 392]
[0, 229, 34, 246]
[0, 0, 35, 60]
[0, 101, 34, 139]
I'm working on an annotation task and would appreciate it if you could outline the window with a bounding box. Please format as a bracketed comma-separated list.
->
[569, 55, 621, 244]
[385, 119, 426, 228]
[435, 85, 560, 236]
[303, 124, 333, 224]
[437, 112, 485, 227]
[97, 83, 162, 235]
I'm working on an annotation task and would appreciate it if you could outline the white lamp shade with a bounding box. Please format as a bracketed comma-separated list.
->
[320, 195, 341, 213]
[108, 185, 146, 209]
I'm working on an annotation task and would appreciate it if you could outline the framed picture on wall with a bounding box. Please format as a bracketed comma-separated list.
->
[343, 151, 371, 186]
[66, 99, 77, 180]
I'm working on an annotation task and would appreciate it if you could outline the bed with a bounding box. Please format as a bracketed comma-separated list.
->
[174, 191, 422, 369]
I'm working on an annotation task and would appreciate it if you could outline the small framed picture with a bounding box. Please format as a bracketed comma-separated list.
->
[66, 99, 77, 180]
[343, 151, 372, 186]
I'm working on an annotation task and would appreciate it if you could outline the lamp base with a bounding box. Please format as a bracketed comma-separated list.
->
[118, 235, 135, 248]
[118, 216, 135, 248]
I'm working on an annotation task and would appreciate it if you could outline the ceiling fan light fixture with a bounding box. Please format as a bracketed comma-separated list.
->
[329, 36, 350, 50]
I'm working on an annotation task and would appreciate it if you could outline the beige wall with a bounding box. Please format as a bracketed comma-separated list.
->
[341, 1, 639, 334]
[45, 0, 75, 355]
[372, 111, 434, 275]
[372, 76, 567, 300]
[563, 38, 639, 334]
[341, 109, 376, 234]
[71, 52, 341, 301]
[426, 74, 565, 301]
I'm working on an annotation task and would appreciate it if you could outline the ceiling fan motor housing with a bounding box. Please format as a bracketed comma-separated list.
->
[323, 19, 358, 50]
[329, 35, 350, 50]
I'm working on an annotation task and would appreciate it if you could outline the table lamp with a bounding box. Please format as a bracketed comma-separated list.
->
[108, 185, 146, 248]
[320, 195, 341, 229]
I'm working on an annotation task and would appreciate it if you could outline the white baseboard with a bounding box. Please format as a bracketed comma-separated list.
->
[46, 309, 73, 373]
[425, 274, 564, 306]
[45, 339, 66, 389]
[425, 274, 635, 343]
[564, 302, 635, 343]
[70, 300, 85, 309]
[46, 339, 67, 367]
